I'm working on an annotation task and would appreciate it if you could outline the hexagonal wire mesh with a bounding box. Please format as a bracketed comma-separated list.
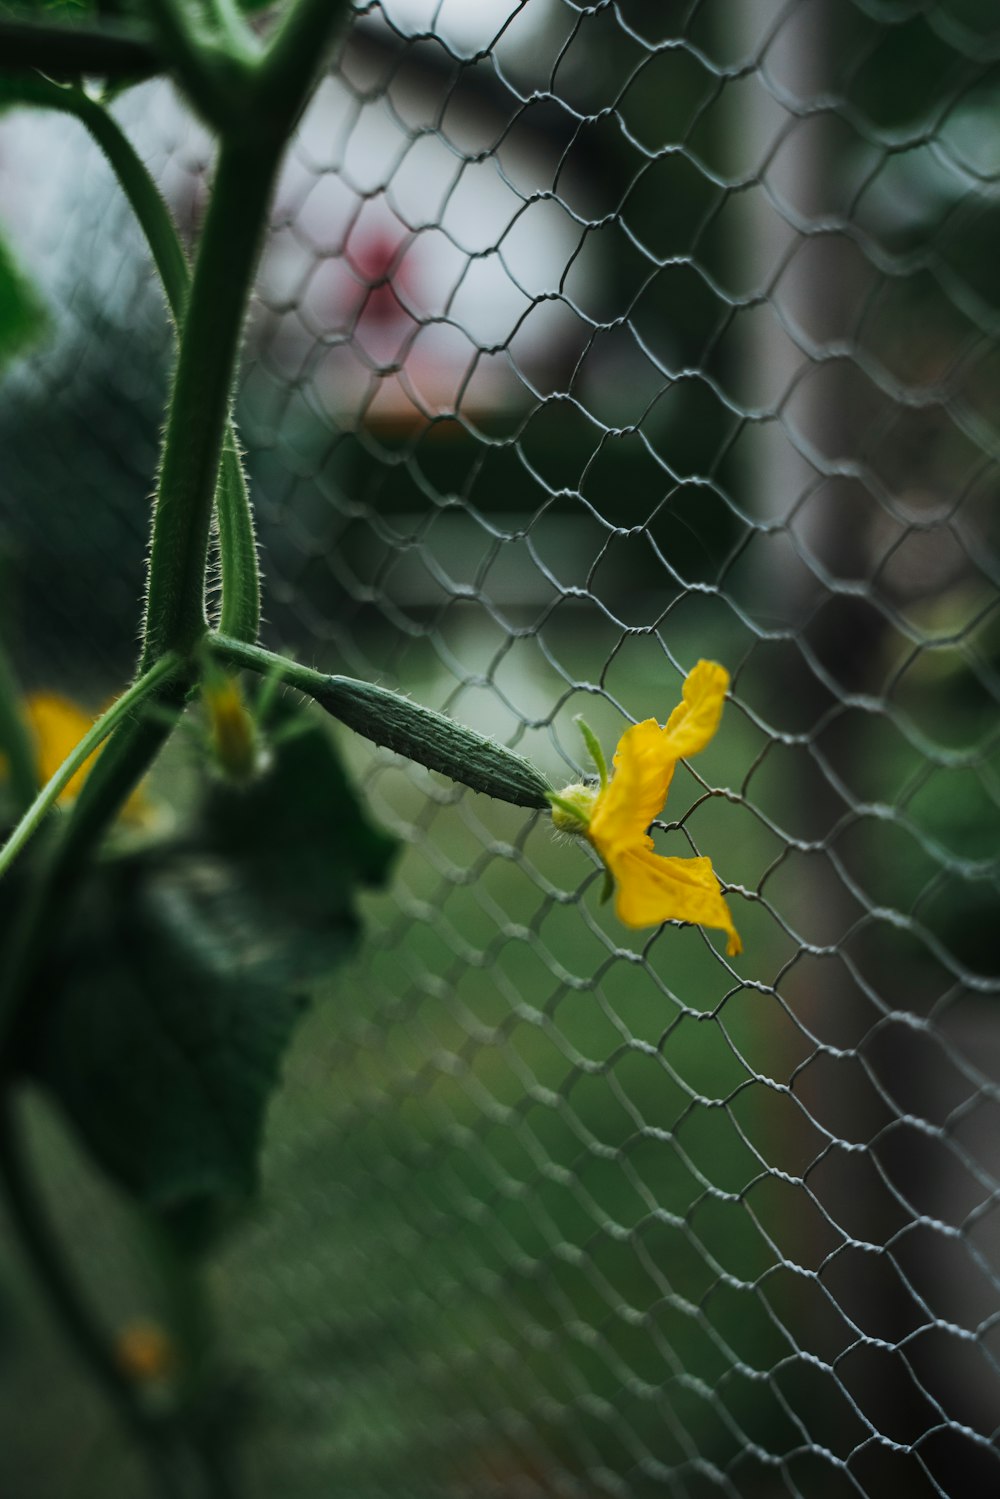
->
[1, 0, 1000, 1495]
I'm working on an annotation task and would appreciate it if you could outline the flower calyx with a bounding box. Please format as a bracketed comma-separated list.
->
[548, 780, 599, 834]
[547, 713, 608, 833]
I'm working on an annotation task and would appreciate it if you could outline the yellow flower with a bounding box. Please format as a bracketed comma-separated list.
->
[551, 661, 742, 956]
[1, 693, 149, 820]
[22, 694, 102, 803]
[114, 1319, 176, 1384]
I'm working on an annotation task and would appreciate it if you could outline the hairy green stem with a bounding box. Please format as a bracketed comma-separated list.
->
[70, 87, 260, 639]
[139, 0, 357, 662]
[33, 688, 185, 910]
[141, 134, 280, 667]
[215, 431, 260, 643]
[73, 90, 261, 643]
[67, 85, 191, 321]
[0, 652, 181, 887]
[0, 1096, 186, 1499]
[68, 86, 260, 644]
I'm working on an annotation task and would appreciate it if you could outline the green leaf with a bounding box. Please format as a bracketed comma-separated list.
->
[0, 0, 95, 34]
[0, 7, 161, 85]
[0, 232, 46, 373]
[34, 865, 308, 1246]
[196, 703, 397, 985]
[25, 708, 396, 1247]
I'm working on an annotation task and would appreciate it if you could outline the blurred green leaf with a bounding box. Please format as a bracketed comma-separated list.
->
[197, 704, 396, 986]
[0, 0, 280, 20]
[0, 0, 273, 91]
[25, 708, 396, 1246]
[0, 0, 95, 23]
[0, 233, 46, 373]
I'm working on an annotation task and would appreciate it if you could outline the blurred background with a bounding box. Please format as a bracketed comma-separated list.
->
[2, 0, 1000, 1494]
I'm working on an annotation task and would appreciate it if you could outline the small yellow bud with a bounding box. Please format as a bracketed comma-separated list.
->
[204, 675, 262, 782]
[114, 1319, 175, 1384]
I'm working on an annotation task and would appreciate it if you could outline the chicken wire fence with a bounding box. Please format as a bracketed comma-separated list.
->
[2, 1, 1000, 1496]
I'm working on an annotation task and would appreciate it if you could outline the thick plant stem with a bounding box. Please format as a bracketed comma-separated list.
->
[0, 1096, 186, 1499]
[141, 133, 281, 667]
[138, 0, 358, 660]
[74, 89, 260, 641]
[70, 88, 260, 644]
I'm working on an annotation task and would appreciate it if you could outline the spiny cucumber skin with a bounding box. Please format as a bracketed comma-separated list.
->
[314, 677, 551, 810]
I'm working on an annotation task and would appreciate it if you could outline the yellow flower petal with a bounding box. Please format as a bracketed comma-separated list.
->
[23, 694, 97, 803]
[21, 693, 150, 822]
[553, 660, 742, 954]
[588, 718, 675, 849]
[607, 845, 742, 956]
[205, 675, 259, 781]
[662, 660, 730, 761]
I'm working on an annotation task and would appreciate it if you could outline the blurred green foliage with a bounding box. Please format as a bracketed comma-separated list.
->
[0, 233, 46, 374]
[19, 702, 395, 1249]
